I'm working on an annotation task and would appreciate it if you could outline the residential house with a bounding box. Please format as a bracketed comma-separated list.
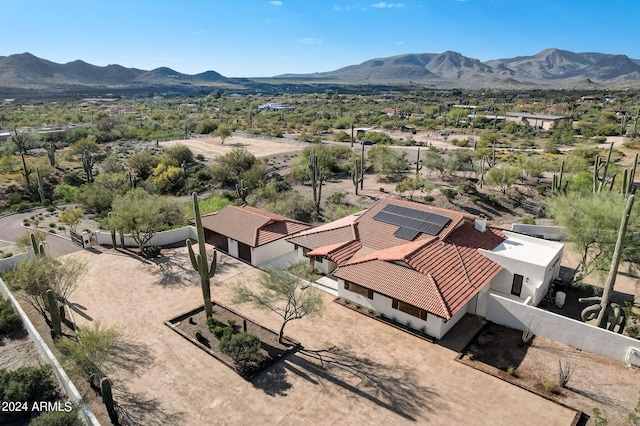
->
[505, 112, 570, 131]
[257, 103, 295, 112]
[287, 198, 563, 339]
[196, 205, 311, 266]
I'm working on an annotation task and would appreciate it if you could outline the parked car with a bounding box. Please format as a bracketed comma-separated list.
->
[360, 140, 375, 145]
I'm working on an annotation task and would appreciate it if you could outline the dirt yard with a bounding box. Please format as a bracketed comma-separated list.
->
[38, 245, 577, 425]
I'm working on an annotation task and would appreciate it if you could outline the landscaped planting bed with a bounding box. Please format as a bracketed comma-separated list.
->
[166, 302, 298, 379]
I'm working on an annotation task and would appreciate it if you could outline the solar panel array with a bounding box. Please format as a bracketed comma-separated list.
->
[373, 204, 451, 240]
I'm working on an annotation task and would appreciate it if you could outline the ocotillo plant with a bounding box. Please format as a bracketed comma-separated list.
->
[46, 289, 62, 338]
[82, 149, 94, 183]
[351, 158, 363, 195]
[20, 153, 32, 187]
[236, 179, 249, 203]
[187, 192, 217, 319]
[36, 167, 46, 205]
[308, 150, 325, 215]
[44, 141, 56, 167]
[100, 377, 118, 423]
[594, 142, 615, 193]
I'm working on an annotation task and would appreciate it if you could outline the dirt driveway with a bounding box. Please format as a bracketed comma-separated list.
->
[65, 245, 578, 425]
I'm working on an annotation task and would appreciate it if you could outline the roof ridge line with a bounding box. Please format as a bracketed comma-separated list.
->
[426, 272, 452, 320]
[452, 243, 473, 288]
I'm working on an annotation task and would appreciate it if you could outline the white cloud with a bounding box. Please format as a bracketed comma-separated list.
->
[269, 1, 283, 5]
[298, 37, 323, 45]
[191, 30, 205, 35]
[370, 2, 405, 7]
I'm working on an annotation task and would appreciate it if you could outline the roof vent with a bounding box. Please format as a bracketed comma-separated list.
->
[475, 215, 487, 233]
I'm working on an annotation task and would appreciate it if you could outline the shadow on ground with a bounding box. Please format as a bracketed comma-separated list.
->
[112, 387, 186, 426]
[252, 346, 441, 421]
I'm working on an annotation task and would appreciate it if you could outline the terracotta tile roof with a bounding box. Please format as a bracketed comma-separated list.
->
[199, 205, 310, 247]
[354, 197, 470, 250]
[308, 239, 362, 265]
[286, 224, 357, 250]
[333, 260, 450, 319]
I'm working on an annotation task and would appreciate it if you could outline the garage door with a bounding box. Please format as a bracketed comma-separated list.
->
[204, 229, 228, 252]
[238, 242, 252, 263]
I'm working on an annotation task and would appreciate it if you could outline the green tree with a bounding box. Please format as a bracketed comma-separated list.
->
[211, 147, 256, 185]
[549, 192, 640, 283]
[367, 145, 408, 177]
[68, 135, 100, 157]
[233, 268, 323, 343]
[396, 175, 423, 200]
[109, 188, 185, 251]
[127, 151, 158, 180]
[58, 206, 84, 233]
[75, 172, 130, 216]
[165, 143, 194, 164]
[485, 165, 521, 194]
[55, 321, 120, 378]
[216, 123, 232, 144]
[5, 255, 87, 321]
[150, 163, 186, 194]
[218, 332, 262, 373]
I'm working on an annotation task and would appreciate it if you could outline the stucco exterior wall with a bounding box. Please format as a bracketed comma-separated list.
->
[252, 238, 297, 266]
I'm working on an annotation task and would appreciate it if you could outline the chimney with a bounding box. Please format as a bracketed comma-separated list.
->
[474, 215, 487, 233]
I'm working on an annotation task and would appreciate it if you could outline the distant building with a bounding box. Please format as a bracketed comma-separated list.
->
[257, 103, 295, 112]
[505, 112, 569, 130]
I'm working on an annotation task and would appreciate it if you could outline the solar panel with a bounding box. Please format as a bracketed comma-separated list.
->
[373, 203, 452, 237]
[394, 227, 421, 240]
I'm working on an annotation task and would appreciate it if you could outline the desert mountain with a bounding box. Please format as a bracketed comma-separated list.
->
[2, 49, 640, 92]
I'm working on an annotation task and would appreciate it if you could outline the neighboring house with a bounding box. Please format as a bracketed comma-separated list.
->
[257, 103, 295, 112]
[195, 205, 311, 266]
[287, 198, 563, 339]
[505, 112, 570, 130]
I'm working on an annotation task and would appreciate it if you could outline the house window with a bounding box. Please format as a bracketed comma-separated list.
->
[511, 274, 524, 297]
[303, 247, 310, 255]
[316, 257, 324, 264]
[392, 299, 428, 320]
[344, 281, 373, 299]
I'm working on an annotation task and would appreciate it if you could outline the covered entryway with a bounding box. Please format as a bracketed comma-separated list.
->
[204, 229, 228, 252]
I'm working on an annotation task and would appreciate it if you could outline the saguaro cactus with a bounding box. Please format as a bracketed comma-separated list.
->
[594, 142, 615, 193]
[622, 153, 638, 197]
[82, 149, 94, 183]
[30, 232, 45, 256]
[46, 289, 62, 338]
[351, 158, 363, 195]
[236, 179, 248, 203]
[309, 150, 325, 215]
[20, 153, 32, 187]
[36, 167, 46, 205]
[44, 141, 56, 167]
[100, 377, 117, 423]
[552, 159, 568, 193]
[187, 192, 217, 319]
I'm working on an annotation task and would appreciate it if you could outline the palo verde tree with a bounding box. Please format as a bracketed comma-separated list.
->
[109, 188, 185, 251]
[549, 191, 640, 284]
[232, 267, 323, 344]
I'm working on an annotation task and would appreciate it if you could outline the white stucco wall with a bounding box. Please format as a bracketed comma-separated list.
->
[486, 293, 640, 364]
[252, 238, 298, 266]
[338, 279, 468, 339]
[96, 225, 197, 247]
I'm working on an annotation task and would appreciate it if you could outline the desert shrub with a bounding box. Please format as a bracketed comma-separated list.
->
[424, 195, 435, 203]
[227, 318, 236, 326]
[218, 332, 262, 372]
[62, 171, 85, 187]
[195, 153, 205, 162]
[213, 326, 227, 339]
[53, 184, 80, 203]
[0, 299, 22, 335]
[142, 245, 161, 258]
[626, 325, 640, 339]
[470, 195, 480, 204]
[521, 216, 536, 225]
[440, 188, 458, 199]
[557, 358, 575, 388]
[29, 408, 83, 426]
[543, 380, 558, 393]
[486, 194, 500, 207]
[506, 365, 518, 376]
[458, 180, 477, 194]
[0, 365, 60, 423]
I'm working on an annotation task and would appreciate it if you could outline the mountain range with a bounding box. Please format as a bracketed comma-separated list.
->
[2, 49, 640, 94]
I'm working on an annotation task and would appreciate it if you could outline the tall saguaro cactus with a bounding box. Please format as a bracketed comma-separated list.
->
[187, 192, 217, 319]
[308, 150, 325, 215]
[594, 142, 615, 193]
[100, 377, 118, 423]
[36, 167, 46, 205]
[30, 232, 45, 256]
[236, 179, 248, 203]
[44, 141, 56, 167]
[351, 158, 363, 195]
[82, 149, 94, 183]
[20, 153, 32, 187]
[46, 289, 62, 338]
[416, 146, 423, 175]
[552, 159, 567, 193]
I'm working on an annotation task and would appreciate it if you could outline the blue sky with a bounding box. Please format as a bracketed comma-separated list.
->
[3, 1, 639, 77]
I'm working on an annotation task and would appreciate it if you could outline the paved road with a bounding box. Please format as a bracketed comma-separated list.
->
[0, 209, 82, 257]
